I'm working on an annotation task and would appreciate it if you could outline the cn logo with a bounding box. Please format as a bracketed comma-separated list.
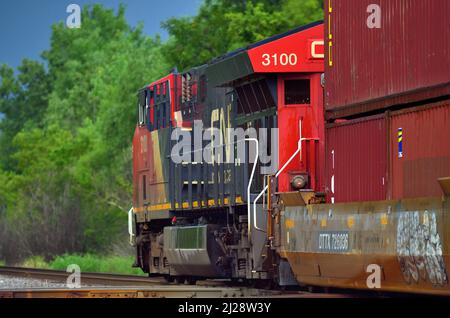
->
[310, 40, 324, 59]
[367, 4, 382, 29]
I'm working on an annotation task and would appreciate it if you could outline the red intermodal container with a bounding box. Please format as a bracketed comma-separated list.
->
[390, 101, 450, 199]
[326, 114, 388, 203]
[324, 0, 450, 119]
[325, 100, 450, 203]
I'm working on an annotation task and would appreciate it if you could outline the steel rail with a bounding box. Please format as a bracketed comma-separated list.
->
[0, 286, 359, 298]
[0, 266, 165, 287]
[0, 286, 273, 298]
[0, 266, 379, 298]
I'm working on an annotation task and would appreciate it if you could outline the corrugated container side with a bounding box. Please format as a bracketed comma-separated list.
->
[390, 101, 450, 199]
[325, 0, 450, 118]
[326, 115, 388, 203]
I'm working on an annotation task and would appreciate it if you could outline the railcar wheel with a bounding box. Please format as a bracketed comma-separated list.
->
[307, 286, 318, 293]
[164, 275, 174, 283]
[174, 276, 185, 284]
[184, 277, 197, 285]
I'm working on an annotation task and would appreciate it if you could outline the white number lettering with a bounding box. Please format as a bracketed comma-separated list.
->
[272, 54, 278, 66]
[261, 53, 298, 67]
[262, 54, 271, 66]
[289, 53, 298, 65]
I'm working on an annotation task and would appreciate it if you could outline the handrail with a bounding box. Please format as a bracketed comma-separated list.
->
[128, 207, 136, 246]
[245, 138, 259, 237]
[251, 119, 319, 232]
[252, 139, 302, 231]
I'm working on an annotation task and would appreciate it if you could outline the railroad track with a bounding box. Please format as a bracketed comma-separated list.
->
[0, 286, 279, 298]
[0, 266, 165, 287]
[0, 266, 282, 298]
[0, 266, 358, 298]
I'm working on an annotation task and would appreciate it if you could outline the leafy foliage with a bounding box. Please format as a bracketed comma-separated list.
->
[0, 60, 50, 170]
[0, 4, 169, 262]
[0, 1, 322, 264]
[50, 254, 144, 275]
[162, 0, 323, 70]
[18, 254, 143, 275]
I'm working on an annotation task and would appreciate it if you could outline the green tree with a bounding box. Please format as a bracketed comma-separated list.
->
[0, 4, 170, 262]
[0, 1, 324, 263]
[0, 60, 50, 170]
[281, 0, 324, 26]
[226, 2, 287, 51]
[162, 0, 323, 71]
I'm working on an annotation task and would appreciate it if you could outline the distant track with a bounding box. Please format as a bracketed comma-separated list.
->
[0, 266, 165, 287]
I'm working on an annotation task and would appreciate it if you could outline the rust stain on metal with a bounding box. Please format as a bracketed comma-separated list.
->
[285, 219, 295, 229]
[380, 213, 388, 225]
[347, 216, 354, 228]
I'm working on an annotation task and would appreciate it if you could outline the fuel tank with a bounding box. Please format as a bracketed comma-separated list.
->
[163, 224, 229, 277]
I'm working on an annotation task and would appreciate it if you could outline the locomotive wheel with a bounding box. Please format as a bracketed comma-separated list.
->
[164, 275, 174, 283]
[308, 286, 319, 293]
[174, 276, 185, 284]
[184, 277, 197, 285]
[249, 279, 273, 289]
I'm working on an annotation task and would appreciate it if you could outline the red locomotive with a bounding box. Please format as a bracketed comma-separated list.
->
[130, 1, 450, 295]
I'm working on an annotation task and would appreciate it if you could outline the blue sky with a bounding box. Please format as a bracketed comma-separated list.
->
[0, 0, 202, 70]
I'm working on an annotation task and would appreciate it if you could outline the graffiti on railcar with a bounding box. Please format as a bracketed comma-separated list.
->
[397, 211, 448, 286]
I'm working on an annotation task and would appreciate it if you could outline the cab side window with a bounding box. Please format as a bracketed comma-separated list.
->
[154, 81, 170, 130]
[146, 88, 153, 131]
[284, 79, 310, 105]
[145, 81, 170, 131]
[160, 83, 167, 129]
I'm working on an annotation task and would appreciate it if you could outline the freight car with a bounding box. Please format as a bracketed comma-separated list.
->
[129, 8, 450, 295]
[324, 0, 450, 119]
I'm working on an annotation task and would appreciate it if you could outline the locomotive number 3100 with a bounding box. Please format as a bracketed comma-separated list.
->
[262, 53, 298, 66]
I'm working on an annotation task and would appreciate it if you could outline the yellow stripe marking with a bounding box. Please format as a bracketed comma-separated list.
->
[285, 219, 295, 229]
[328, 0, 333, 67]
[381, 213, 388, 225]
[328, 42, 333, 67]
[134, 196, 243, 213]
[347, 216, 355, 228]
